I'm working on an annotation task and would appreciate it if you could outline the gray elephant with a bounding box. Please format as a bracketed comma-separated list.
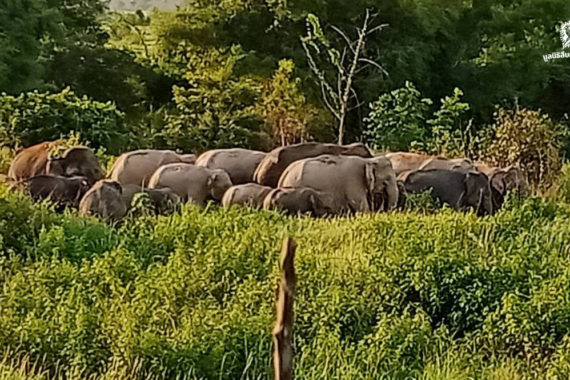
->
[278, 155, 398, 213]
[396, 180, 407, 210]
[196, 148, 266, 185]
[403, 169, 493, 215]
[109, 149, 197, 187]
[20, 175, 90, 209]
[489, 166, 530, 210]
[46, 147, 103, 185]
[121, 185, 181, 214]
[79, 180, 128, 220]
[148, 163, 232, 205]
[221, 183, 273, 209]
[263, 187, 335, 217]
[384, 152, 435, 175]
[254, 142, 372, 187]
[418, 157, 475, 172]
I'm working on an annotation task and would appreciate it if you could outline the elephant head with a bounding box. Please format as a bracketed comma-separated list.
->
[47, 147, 102, 185]
[365, 156, 398, 211]
[146, 188, 182, 214]
[462, 171, 493, 216]
[79, 180, 128, 220]
[489, 166, 529, 211]
[207, 169, 233, 201]
[490, 166, 530, 196]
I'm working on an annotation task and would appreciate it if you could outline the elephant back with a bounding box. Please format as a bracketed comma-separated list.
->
[254, 142, 372, 187]
[8, 142, 52, 181]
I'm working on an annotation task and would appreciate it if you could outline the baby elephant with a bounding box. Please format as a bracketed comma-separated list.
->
[21, 175, 90, 209]
[79, 180, 128, 220]
[263, 187, 335, 217]
[222, 183, 273, 209]
[122, 185, 181, 214]
[148, 163, 232, 205]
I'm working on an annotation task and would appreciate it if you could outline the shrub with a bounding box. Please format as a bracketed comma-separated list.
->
[0, 88, 127, 154]
[364, 81, 432, 151]
[0, 146, 14, 175]
[423, 88, 472, 157]
[482, 107, 563, 189]
[2, 183, 570, 377]
[404, 189, 442, 213]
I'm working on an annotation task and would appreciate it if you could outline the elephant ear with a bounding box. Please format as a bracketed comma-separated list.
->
[490, 171, 507, 195]
[207, 173, 217, 188]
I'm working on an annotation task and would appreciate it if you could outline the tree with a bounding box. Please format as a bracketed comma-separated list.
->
[301, 10, 386, 144]
[0, 0, 59, 93]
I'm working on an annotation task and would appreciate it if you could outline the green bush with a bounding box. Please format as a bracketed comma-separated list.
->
[423, 88, 472, 157]
[364, 82, 432, 151]
[364, 84, 472, 156]
[0, 88, 127, 154]
[0, 146, 13, 175]
[3, 182, 570, 377]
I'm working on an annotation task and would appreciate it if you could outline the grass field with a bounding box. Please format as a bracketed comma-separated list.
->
[2, 182, 570, 379]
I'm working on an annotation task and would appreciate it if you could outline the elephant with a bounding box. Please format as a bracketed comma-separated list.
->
[8, 142, 52, 181]
[263, 187, 335, 217]
[489, 166, 530, 210]
[418, 157, 475, 172]
[79, 180, 128, 220]
[147, 163, 232, 205]
[221, 183, 273, 209]
[278, 155, 398, 213]
[121, 185, 182, 214]
[253, 142, 373, 187]
[108, 149, 197, 187]
[20, 175, 90, 209]
[384, 152, 435, 175]
[196, 148, 266, 185]
[46, 147, 103, 185]
[403, 169, 493, 216]
[9, 142, 102, 185]
[396, 180, 407, 210]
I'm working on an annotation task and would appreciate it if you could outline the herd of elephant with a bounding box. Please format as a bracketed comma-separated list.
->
[5, 141, 530, 219]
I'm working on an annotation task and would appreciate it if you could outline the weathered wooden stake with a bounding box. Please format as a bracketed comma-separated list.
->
[273, 237, 297, 380]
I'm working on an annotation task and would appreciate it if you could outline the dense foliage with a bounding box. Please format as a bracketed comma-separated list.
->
[482, 107, 563, 188]
[3, 0, 570, 151]
[2, 182, 570, 378]
[0, 89, 127, 154]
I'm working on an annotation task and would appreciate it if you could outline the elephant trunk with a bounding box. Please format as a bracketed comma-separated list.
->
[384, 178, 399, 211]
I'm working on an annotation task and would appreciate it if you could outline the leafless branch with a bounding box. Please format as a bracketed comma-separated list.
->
[330, 25, 356, 55]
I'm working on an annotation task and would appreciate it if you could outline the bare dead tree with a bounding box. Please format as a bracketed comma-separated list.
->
[273, 237, 297, 380]
[301, 9, 387, 145]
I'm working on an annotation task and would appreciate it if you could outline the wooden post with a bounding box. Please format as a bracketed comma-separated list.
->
[273, 237, 297, 380]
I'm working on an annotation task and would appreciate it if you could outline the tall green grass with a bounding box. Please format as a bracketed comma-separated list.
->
[2, 183, 570, 378]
